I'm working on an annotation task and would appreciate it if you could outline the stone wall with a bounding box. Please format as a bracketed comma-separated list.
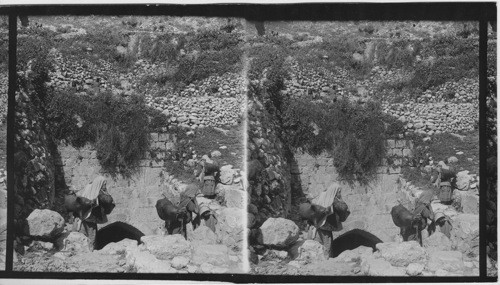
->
[59, 132, 183, 236]
[292, 139, 415, 242]
[247, 97, 292, 229]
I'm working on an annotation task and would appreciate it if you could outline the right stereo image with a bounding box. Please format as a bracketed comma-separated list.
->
[245, 20, 493, 277]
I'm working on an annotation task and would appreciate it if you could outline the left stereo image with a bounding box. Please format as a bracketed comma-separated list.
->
[10, 15, 247, 273]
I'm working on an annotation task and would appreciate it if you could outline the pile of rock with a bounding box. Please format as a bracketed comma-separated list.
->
[48, 50, 112, 91]
[284, 60, 350, 99]
[14, 89, 56, 224]
[251, 211, 481, 276]
[146, 94, 244, 129]
[418, 78, 479, 104]
[180, 73, 246, 98]
[383, 102, 478, 135]
[15, 201, 245, 273]
[283, 58, 479, 137]
[247, 96, 291, 230]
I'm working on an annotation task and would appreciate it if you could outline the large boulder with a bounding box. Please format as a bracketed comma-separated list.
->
[376, 241, 427, 267]
[191, 244, 229, 266]
[216, 207, 244, 251]
[189, 225, 217, 245]
[125, 249, 176, 273]
[423, 232, 452, 251]
[260, 218, 299, 248]
[406, 263, 425, 276]
[141, 234, 191, 260]
[55, 232, 90, 253]
[459, 194, 479, 214]
[334, 246, 374, 263]
[451, 214, 479, 256]
[219, 165, 236, 185]
[427, 251, 464, 273]
[224, 187, 245, 209]
[294, 240, 326, 263]
[26, 209, 65, 239]
[361, 257, 406, 276]
[455, 171, 471, 191]
[99, 238, 138, 255]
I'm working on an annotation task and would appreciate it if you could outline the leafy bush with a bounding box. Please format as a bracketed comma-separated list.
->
[44, 89, 155, 177]
[140, 33, 185, 63]
[281, 97, 387, 185]
[249, 45, 289, 114]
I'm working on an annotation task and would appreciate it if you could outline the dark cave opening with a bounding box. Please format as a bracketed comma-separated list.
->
[330, 229, 383, 258]
[95, 221, 145, 250]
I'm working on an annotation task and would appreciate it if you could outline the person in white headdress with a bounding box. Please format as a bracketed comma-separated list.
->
[306, 182, 350, 257]
[74, 175, 114, 250]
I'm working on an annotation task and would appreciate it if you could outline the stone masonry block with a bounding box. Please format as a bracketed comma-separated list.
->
[387, 139, 396, 148]
[402, 148, 413, 157]
[150, 133, 159, 142]
[395, 140, 405, 148]
[389, 166, 401, 174]
[392, 149, 403, 157]
[158, 133, 169, 142]
[165, 142, 175, 150]
[393, 158, 402, 166]
[407, 140, 414, 149]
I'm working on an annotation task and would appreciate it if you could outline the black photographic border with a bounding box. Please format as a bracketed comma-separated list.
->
[0, 2, 497, 283]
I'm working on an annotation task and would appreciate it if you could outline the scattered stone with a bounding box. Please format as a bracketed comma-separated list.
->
[26, 209, 65, 239]
[99, 238, 138, 255]
[171, 256, 189, 270]
[219, 165, 236, 185]
[189, 225, 217, 245]
[191, 244, 229, 266]
[216, 207, 244, 251]
[141, 234, 191, 260]
[295, 240, 326, 263]
[376, 241, 427, 267]
[406, 263, 425, 276]
[224, 188, 245, 209]
[423, 231, 452, 251]
[260, 218, 300, 248]
[55, 232, 90, 253]
[361, 257, 406, 276]
[126, 249, 176, 273]
[427, 251, 464, 273]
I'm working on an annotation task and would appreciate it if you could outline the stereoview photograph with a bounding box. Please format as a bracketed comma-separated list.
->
[245, 20, 487, 276]
[12, 15, 246, 274]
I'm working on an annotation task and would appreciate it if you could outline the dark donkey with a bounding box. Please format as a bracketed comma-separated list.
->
[156, 193, 198, 239]
[391, 199, 434, 246]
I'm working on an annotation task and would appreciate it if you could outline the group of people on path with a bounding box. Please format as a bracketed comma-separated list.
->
[155, 160, 220, 239]
[297, 163, 458, 258]
[392, 164, 458, 246]
[65, 160, 222, 251]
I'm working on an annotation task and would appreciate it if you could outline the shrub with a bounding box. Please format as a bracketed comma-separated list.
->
[281, 97, 387, 185]
[249, 45, 289, 114]
[44, 89, 154, 177]
[185, 29, 241, 52]
[140, 33, 185, 63]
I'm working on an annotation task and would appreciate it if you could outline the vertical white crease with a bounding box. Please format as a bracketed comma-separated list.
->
[239, 18, 250, 274]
